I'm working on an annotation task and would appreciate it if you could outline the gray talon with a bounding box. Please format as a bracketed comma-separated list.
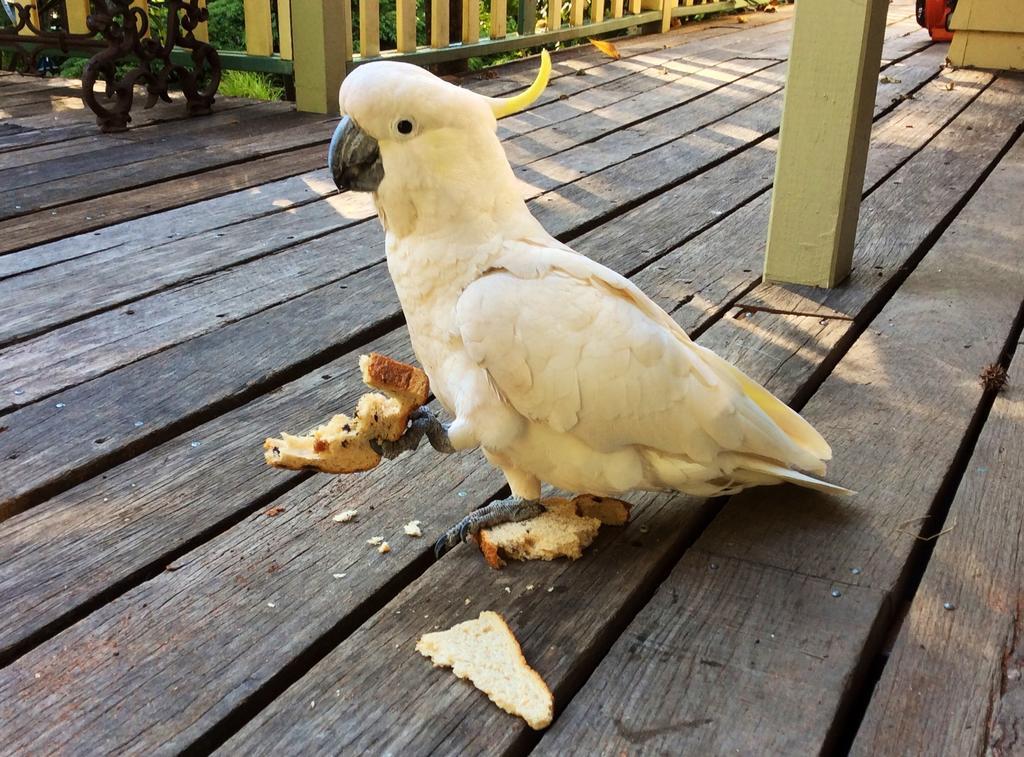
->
[433, 497, 545, 560]
[371, 408, 454, 460]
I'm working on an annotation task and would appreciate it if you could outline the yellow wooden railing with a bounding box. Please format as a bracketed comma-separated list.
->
[3, 0, 753, 114]
[289, 0, 750, 113]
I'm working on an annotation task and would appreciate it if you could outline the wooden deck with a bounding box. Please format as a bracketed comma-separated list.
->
[2, 2, 1023, 753]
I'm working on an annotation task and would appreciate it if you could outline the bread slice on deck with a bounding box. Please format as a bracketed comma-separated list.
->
[475, 495, 631, 569]
[263, 353, 429, 474]
[416, 611, 553, 730]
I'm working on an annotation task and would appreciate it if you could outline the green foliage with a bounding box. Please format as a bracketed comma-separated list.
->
[207, 0, 247, 51]
[59, 56, 87, 79]
[219, 69, 285, 100]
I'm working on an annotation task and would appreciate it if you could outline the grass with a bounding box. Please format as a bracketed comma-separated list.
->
[218, 70, 285, 101]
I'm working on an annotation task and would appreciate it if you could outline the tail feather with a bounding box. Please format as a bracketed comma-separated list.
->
[737, 457, 855, 496]
[694, 344, 832, 471]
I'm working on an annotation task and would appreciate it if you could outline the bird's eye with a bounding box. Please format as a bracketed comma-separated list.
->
[396, 119, 414, 135]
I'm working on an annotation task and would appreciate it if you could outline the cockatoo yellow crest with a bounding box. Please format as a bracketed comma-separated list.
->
[327, 52, 850, 552]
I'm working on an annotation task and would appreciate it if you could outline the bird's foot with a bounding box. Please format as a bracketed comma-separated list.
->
[370, 407, 455, 460]
[433, 496, 544, 560]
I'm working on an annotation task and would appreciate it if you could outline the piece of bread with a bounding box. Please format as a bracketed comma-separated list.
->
[416, 611, 553, 730]
[263, 353, 429, 474]
[475, 495, 631, 569]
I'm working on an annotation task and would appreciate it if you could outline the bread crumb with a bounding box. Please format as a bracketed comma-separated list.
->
[367, 536, 384, 546]
[546, 587, 554, 593]
[526, 584, 535, 591]
[504, 587, 511, 594]
[404, 520, 423, 537]
[378, 541, 391, 554]
[332, 573, 346, 579]
[465, 598, 471, 605]
[333, 509, 358, 523]
[267, 602, 276, 608]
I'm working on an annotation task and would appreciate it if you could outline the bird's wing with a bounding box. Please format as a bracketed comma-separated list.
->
[455, 241, 830, 472]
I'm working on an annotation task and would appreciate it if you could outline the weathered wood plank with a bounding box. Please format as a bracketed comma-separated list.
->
[0, 254, 395, 520]
[0, 188, 373, 347]
[502, 57, 785, 168]
[0, 142, 330, 255]
[849, 158, 1024, 757]
[0, 110, 335, 221]
[495, 26, 795, 140]
[0, 103, 301, 192]
[514, 62, 788, 194]
[0, 200, 379, 409]
[468, 0, 796, 98]
[533, 132, 1024, 757]
[0, 170, 337, 279]
[0, 97, 257, 157]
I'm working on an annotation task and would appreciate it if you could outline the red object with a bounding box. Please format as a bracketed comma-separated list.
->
[916, 0, 955, 42]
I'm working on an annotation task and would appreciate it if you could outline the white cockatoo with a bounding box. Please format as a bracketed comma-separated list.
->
[328, 51, 849, 557]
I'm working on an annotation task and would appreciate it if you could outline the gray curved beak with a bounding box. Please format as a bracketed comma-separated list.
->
[329, 116, 384, 192]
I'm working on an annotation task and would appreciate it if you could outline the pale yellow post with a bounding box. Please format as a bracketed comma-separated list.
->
[611, 0, 623, 19]
[359, 0, 381, 56]
[628, 0, 640, 13]
[491, 0, 507, 38]
[948, 0, 1024, 70]
[65, 0, 91, 34]
[430, 0, 449, 48]
[396, 0, 417, 51]
[764, 0, 889, 287]
[592, 0, 603, 23]
[244, 0, 274, 55]
[659, 0, 674, 33]
[546, 0, 560, 30]
[277, 0, 292, 58]
[194, 0, 209, 43]
[291, 0, 350, 114]
[463, 0, 480, 43]
[569, 0, 584, 26]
